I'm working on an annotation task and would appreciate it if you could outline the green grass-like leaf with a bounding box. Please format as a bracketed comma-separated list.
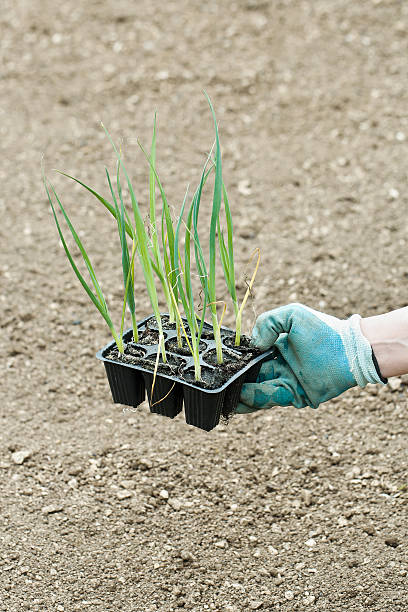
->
[44, 176, 124, 353]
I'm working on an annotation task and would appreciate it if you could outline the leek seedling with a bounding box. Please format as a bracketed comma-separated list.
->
[172, 164, 214, 380]
[191, 92, 224, 364]
[56, 171, 135, 240]
[102, 123, 167, 362]
[145, 116, 177, 325]
[105, 163, 138, 342]
[44, 176, 135, 354]
[217, 182, 261, 346]
[137, 123, 182, 346]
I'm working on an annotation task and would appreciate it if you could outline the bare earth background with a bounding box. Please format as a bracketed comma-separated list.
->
[1, 1, 408, 610]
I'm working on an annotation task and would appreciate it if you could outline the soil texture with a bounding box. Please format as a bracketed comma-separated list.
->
[1, 1, 408, 611]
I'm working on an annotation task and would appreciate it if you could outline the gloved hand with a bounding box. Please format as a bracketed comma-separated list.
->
[236, 303, 386, 413]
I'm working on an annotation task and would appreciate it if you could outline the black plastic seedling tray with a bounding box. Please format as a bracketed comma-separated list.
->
[96, 315, 274, 431]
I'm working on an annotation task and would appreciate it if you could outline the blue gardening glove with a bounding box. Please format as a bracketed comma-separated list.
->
[237, 303, 386, 413]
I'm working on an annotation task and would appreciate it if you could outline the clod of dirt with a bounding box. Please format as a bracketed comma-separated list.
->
[384, 537, 400, 548]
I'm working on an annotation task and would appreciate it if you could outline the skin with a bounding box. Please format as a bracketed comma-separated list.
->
[360, 306, 408, 378]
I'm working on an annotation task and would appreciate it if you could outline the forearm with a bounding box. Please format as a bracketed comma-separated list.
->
[360, 307, 408, 378]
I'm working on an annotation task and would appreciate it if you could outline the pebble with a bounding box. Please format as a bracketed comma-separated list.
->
[179, 550, 195, 562]
[305, 538, 316, 547]
[159, 489, 169, 499]
[388, 377, 402, 391]
[345, 466, 361, 479]
[11, 450, 31, 465]
[168, 498, 182, 511]
[284, 590, 295, 600]
[120, 479, 135, 489]
[302, 490, 312, 506]
[303, 594, 316, 604]
[249, 601, 263, 610]
[237, 179, 252, 195]
[116, 490, 132, 500]
[214, 539, 227, 548]
[137, 458, 153, 470]
[41, 504, 63, 514]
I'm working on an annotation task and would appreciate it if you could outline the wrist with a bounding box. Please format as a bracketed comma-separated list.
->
[360, 307, 408, 378]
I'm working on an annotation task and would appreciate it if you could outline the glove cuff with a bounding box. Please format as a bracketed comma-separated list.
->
[343, 314, 386, 387]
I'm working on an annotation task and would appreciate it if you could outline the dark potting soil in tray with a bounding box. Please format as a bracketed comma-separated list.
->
[106, 332, 261, 390]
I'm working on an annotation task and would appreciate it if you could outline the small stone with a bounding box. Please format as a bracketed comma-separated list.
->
[362, 525, 375, 536]
[285, 590, 295, 600]
[388, 188, 399, 200]
[214, 539, 227, 549]
[330, 452, 341, 465]
[305, 538, 316, 547]
[348, 559, 359, 568]
[173, 585, 183, 596]
[159, 489, 169, 499]
[249, 601, 263, 610]
[388, 377, 402, 391]
[237, 179, 252, 196]
[345, 466, 361, 479]
[138, 458, 153, 470]
[268, 546, 278, 555]
[41, 504, 63, 514]
[385, 537, 400, 548]
[179, 550, 195, 562]
[12, 450, 31, 465]
[168, 499, 182, 511]
[116, 490, 132, 500]
[50, 568, 58, 576]
[338, 516, 348, 527]
[120, 479, 135, 489]
[231, 582, 245, 590]
[303, 595, 315, 605]
[302, 490, 312, 506]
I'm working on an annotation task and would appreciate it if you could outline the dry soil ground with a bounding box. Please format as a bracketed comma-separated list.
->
[1, 1, 408, 610]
